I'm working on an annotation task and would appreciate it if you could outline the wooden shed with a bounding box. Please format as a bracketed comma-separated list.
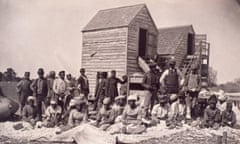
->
[82, 4, 158, 93]
[157, 25, 195, 67]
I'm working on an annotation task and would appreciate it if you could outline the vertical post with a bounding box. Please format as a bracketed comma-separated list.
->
[222, 131, 227, 144]
[217, 135, 222, 144]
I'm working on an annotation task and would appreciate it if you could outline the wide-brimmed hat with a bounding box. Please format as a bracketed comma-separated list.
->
[103, 97, 111, 105]
[27, 96, 35, 102]
[50, 99, 57, 105]
[115, 95, 125, 101]
[158, 95, 168, 103]
[149, 62, 157, 68]
[208, 95, 218, 104]
[169, 59, 176, 65]
[127, 94, 138, 101]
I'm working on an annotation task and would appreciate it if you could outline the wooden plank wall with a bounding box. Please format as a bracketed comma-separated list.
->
[174, 33, 189, 67]
[82, 28, 128, 94]
[127, 6, 158, 74]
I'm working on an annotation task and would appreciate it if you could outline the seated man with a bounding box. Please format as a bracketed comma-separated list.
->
[43, 99, 62, 128]
[217, 91, 227, 113]
[112, 95, 126, 123]
[121, 95, 146, 134]
[166, 92, 186, 128]
[68, 99, 88, 128]
[151, 94, 169, 125]
[221, 102, 237, 128]
[94, 97, 114, 130]
[201, 95, 221, 129]
[22, 96, 37, 126]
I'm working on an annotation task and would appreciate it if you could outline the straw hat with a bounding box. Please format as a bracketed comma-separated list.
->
[127, 94, 138, 101]
[169, 94, 178, 101]
[50, 99, 57, 105]
[27, 96, 35, 102]
[115, 95, 125, 101]
[103, 97, 111, 105]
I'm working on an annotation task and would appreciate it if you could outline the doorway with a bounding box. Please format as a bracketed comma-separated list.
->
[138, 28, 147, 57]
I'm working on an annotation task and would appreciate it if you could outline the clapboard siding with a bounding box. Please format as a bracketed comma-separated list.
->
[174, 33, 189, 67]
[126, 6, 158, 74]
[82, 28, 128, 94]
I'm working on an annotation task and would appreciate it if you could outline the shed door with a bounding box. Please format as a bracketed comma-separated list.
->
[187, 33, 195, 55]
[138, 28, 147, 57]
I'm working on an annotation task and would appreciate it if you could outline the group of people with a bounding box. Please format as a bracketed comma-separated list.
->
[15, 58, 238, 135]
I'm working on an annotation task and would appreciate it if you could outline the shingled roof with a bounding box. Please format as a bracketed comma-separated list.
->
[82, 4, 145, 32]
[157, 25, 194, 55]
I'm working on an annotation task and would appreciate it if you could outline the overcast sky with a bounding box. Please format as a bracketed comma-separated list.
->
[0, 0, 239, 83]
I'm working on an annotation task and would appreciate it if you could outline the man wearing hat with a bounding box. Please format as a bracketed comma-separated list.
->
[201, 95, 221, 129]
[105, 70, 124, 102]
[77, 68, 89, 99]
[221, 102, 237, 128]
[160, 58, 184, 95]
[22, 96, 37, 126]
[142, 62, 160, 119]
[151, 94, 169, 124]
[53, 71, 67, 111]
[31, 68, 48, 121]
[17, 72, 32, 113]
[216, 90, 227, 113]
[94, 72, 107, 111]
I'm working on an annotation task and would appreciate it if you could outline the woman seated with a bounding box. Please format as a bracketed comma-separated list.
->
[22, 96, 37, 126]
[121, 94, 146, 134]
[151, 94, 169, 125]
[112, 95, 126, 123]
[94, 97, 115, 130]
[68, 99, 88, 128]
[43, 99, 62, 128]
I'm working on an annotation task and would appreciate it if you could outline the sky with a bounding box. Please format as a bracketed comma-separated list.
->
[0, 0, 240, 84]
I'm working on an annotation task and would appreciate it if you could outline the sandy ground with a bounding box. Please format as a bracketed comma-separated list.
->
[0, 121, 240, 144]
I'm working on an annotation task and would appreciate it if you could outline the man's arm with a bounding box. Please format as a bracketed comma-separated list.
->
[177, 69, 185, 87]
[159, 70, 168, 87]
[30, 79, 37, 96]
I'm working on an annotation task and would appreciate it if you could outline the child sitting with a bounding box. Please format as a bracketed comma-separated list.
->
[201, 95, 221, 129]
[221, 102, 237, 128]
[22, 96, 37, 126]
[151, 94, 169, 125]
[112, 95, 126, 123]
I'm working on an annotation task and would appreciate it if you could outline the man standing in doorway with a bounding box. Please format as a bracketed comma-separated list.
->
[31, 68, 48, 121]
[77, 68, 89, 99]
[17, 72, 32, 114]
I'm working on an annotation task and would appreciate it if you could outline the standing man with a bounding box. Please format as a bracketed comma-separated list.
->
[94, 72, 107, 111]
[160, 59, 184, 96]
[77, 68, 89, 99]
[31, 68, 48, 121]
[16, 72, 32, 113]
[53, 71, 66, 111]
[142, 63, 160, 119]
[105, 70, 123, 103]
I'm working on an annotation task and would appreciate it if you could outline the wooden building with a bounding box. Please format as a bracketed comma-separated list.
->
[82, 4, 158, 93]
[82, 4, 210, 94]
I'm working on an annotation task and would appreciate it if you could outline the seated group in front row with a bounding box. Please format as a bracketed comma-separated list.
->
[21, 92, 237, 134]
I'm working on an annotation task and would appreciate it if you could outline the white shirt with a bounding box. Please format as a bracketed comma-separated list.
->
[159, 68, 185, 87]
[53, 78, 66, 95]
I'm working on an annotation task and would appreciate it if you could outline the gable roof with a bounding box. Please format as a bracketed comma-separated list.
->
[82, 4, 145, 32]
[157, 25, 194, 55]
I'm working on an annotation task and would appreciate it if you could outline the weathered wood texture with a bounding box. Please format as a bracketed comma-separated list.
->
[127, 6, 158, 74]
[174, 33, 189, 67]
[82, 28, 128, 93]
